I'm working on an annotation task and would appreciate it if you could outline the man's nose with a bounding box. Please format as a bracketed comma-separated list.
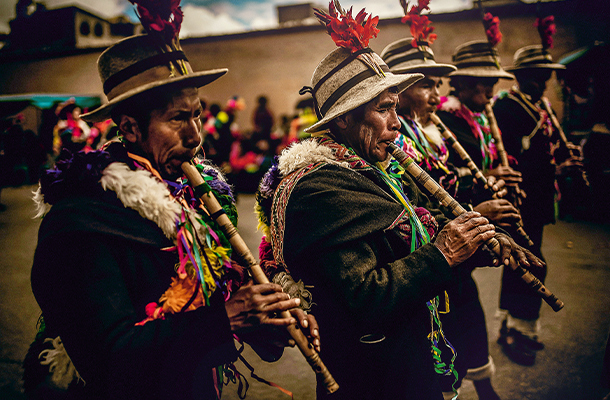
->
[389, 109, 401, 131]
[183, 119, 202, 149]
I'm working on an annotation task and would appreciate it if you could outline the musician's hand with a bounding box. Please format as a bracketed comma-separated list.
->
[291, 308, 321, 353]
[486, 176, 508, 198]
[492, 233, 545, 268]
[556, 154, 584, 175]
[225, 281, 300, 333]
[473, 199, 521, 228]
[434, 211, 496, 267]
[486, 165, 522, 187]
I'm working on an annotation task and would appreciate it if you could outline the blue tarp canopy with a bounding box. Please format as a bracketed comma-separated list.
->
[0, 93, 102, 117]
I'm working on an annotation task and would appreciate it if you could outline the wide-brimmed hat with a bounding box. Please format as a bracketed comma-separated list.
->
[81, 35, 227, 123]
[303, 47, 422, 134]
[448, 40, 513, 80]
[507, 44, 565, 71]
[379, 38, 456, 76]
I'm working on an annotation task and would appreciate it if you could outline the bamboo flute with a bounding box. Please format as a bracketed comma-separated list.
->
[387, 142, 564, 312]
[181, 161, 339, 394]
[429, 113, 534, 247]
[540, 97, 589, 187]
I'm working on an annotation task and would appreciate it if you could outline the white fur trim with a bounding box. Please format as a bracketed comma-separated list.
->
[32, 184, 51, 219]
[100, 163, 182, 239]
[278, 139, 351, 176]
[440, 95, 462, 112]
[38, 336, 84, 389]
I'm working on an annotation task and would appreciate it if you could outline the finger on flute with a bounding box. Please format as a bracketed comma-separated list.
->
[181, 160, 340, 394]
[387, 143, 563, 312]
[430, 113, 535, 247]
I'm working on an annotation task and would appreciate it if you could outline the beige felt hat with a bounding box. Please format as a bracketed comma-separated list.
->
[379, 38, 456, 77]
[448, 40, 514, 80]
[303, 47, 423, 134]
[81, 35, 227, 123]
[507, 44, 566, 71]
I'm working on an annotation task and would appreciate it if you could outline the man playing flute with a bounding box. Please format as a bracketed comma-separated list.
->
[24, 9, 317, 400]
[492, 16, 581, 366]
[255, 2, 541, 398]
[379, 6, 510, 398]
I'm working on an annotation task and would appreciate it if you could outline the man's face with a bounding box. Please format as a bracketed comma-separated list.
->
[398, 75, 443, 120]
[134, 87, 203, 180]
[517, 69, 553, 102]
[342, 88, 401, 164]
[458, 77, 499, 112]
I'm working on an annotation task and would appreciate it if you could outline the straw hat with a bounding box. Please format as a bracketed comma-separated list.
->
[81, 35, 227, 123]
[380, 38, 456, 76]
[448, 40, 513, 80]
[303, 47, 422, 134]
[507, 44, 565, 71]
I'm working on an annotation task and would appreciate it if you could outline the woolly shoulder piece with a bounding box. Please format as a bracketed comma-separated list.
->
[38, 336, 84, 390]
[32, 185, 51, 219]
[277, 138, 351, 177]
[100, 162, 182, 239]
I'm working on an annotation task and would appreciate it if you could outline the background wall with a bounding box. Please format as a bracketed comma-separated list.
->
[0, 1, 607, 132]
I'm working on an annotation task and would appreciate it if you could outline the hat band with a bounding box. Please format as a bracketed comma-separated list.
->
[103, 51, 188, 96]
[386, 50, 435, 69]
[319, 65, 390, 117]
[313, 48, 374, 95]
[454, 60, 500, 70]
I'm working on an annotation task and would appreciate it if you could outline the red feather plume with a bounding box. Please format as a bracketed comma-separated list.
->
[483, 12, 502, 47]
[534, 15, 556, 50]
[314, 0, 380, 53]
[128, 0, 184, 42]
[400, 0, 437, 48]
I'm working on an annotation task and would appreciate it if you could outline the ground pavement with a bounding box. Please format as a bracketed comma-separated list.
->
[1, 185, 609, 400]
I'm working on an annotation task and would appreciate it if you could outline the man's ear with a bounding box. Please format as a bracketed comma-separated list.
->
[334, 114, 350, 130]
[118, 115, 140, 144]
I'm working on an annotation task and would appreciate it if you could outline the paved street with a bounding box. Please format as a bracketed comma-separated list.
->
[1, 185, 609, 400]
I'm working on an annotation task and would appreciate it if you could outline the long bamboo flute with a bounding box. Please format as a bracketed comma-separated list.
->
[181, 161, 340, 393]
[429, 113, 534, 247]
[540, 97, 589, 187]
[387, 142, 564, 312]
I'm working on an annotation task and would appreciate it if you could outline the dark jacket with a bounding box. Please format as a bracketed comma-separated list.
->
[30, 151, 237, 400]
[272, 143, 454, 399]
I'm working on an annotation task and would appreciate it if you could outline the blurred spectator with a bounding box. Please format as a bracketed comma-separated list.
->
[53, 98, 91, 155]
[252, 95, 274, 138]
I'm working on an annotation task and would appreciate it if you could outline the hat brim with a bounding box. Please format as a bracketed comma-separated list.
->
[81, 68, 228, 123]
[506, 63, 566, 71]
[448, 67, 514, 80]
[305, 72, 423, 134]
[391, 62, 457, 77]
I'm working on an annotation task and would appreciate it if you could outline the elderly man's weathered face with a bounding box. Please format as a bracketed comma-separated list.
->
[398, 76, 443, 121]
[457, 77, 499, 113]
[340, 88, 401, 164]
[126, 87, 203, 180]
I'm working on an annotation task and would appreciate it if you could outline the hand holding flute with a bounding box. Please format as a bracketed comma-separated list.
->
[181, 160, 340, 394]
[429, 113, 535, 247]
[387, 142, 564, 312]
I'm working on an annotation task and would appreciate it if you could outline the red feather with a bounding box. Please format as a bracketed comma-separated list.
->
[534, 15, 556, 50]
[129, 0, 183, 41]
[400, 0, 437, 47]
[314, 1, 380, 53]
[483, 12, 502, 47]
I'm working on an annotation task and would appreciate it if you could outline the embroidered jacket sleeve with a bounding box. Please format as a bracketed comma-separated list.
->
[31, 195, 236, 399]
[278, 164, 453, 333]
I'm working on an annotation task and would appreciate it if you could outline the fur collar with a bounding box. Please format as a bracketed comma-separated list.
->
[277, 137, 365, 177]
[34, 162, 182, 240]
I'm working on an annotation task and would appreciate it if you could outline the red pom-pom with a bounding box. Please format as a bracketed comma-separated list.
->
[129, 0, 183, 41]
[534, 15, 556, 49]
[483, 12, 502, 47]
